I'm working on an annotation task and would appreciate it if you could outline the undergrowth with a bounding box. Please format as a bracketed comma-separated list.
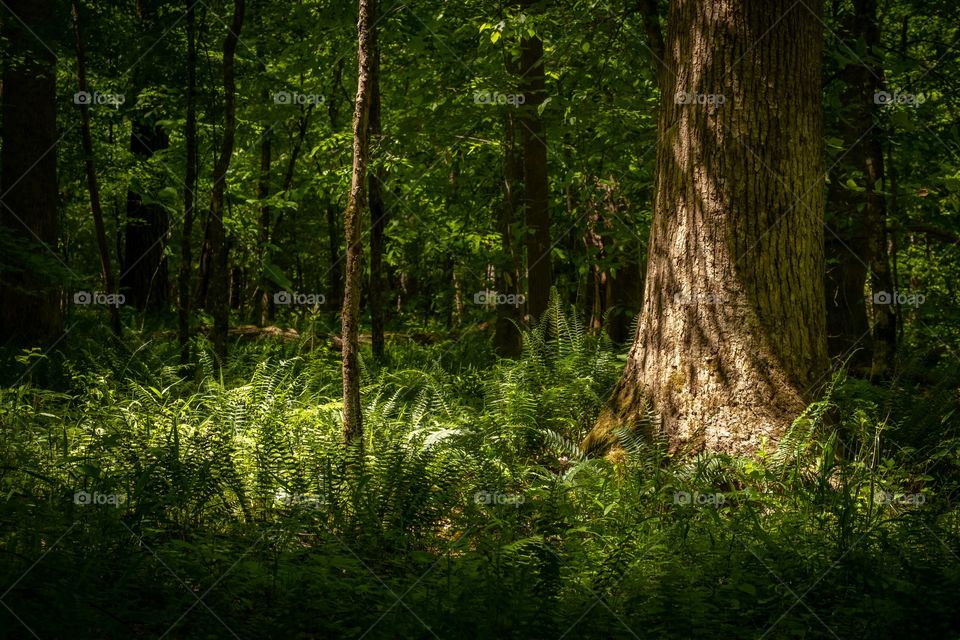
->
[1, 298, 959, 639]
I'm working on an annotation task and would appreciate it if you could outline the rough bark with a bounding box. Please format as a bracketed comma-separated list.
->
[208, 0, 245, 361]
[0, 0, 62, 343]
[342, 0, 376, 445]
[588, 0, 828, 457]
[72, 0, 121, 337]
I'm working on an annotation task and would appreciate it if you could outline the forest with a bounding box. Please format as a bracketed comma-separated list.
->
[1, 0, 959, 637]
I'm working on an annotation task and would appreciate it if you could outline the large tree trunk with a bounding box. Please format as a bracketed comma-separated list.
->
[208, 0, 245, 361]
[72, 0, 121, 337]
[368, 5, 386, 362]
[589, 0, 828, 457]
[342, 0, 376, 445]
[178, 0, 199, 363]
[517, 0, 551, 321]
[0, 0, 62, 344]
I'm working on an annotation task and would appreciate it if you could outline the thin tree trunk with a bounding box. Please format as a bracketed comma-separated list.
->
[0, 0, 62, 344]
[72, 0, 121, 337]
[178, 0, 199, 363]
[208, 0, 245, 361]
[342, 0, 376, 445]
[588, 0, 828, 457]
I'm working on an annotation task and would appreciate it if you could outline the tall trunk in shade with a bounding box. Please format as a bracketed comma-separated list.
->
[208, 0, 245, 361]
[342, 0, 376, 445]
[517, 0, 551, 321]
[587, 0, 828, 456]
[0, 0, 62, 344]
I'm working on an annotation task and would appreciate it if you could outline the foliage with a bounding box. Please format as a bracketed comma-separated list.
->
[1, 302, 958, 639]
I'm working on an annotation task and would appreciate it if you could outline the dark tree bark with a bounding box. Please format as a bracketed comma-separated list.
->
[208, 0, 245, 361]
[0, 0, 62, 343]
[342, 0, 376, 445]
[178, 0, 199, 363]
[72, 0, 121, 337]
[368, 4, 386, 362]
[588, 0, 828, 456]
[517, 0, 551, 321]
[635, 0, 668, 88]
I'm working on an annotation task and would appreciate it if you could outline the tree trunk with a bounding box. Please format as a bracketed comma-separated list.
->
[208, 0, 245, 362]
[368, 5, 386, 362]
[72, 0, 121, 337]
[517, 0, 551, 320]
[0, 0, 62, 344]
[342, 0, 376, 445]
[178, 0, 199, 363]
[589, 0, 828, 457]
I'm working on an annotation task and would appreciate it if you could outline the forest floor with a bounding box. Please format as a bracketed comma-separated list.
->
[1, 304, 959, 639]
